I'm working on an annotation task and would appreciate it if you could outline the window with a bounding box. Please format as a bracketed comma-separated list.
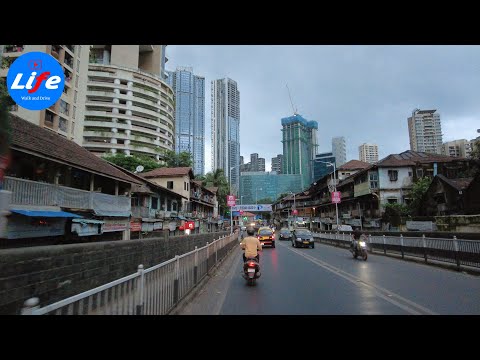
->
[387, 198, 398, 204]
[77, 60, 80, 73]
[388, 170, 398, 181]
[408, 171, 413, 177]
[72, 106, 76, 119]
[417, 168, 424, 178]
[184, 182, 186, 190]
[167, 181, 173, 189]
[59, 117, 68, 132]
[151, 197, 158, 210]
[74, 90, 78, 103]
[75, 76, 79, 88]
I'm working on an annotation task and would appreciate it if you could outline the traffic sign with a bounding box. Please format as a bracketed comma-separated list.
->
[226, 195, 236, 207]
[231, 204, 272, 212]
[331, 191, 341, 204]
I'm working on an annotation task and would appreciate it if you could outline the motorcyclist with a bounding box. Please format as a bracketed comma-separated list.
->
[240, 226, 262, 263]
[351, 229, 362, 252]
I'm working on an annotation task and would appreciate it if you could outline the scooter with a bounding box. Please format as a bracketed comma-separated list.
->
[242, 257, 261, 285]
[350, 239, 368, 261]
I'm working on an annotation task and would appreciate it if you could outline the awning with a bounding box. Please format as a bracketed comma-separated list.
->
[93, 210, 131, 217]
[11, 210, 82, 218]
[72, 218, 104, 224]
[175, 215, 187, 220]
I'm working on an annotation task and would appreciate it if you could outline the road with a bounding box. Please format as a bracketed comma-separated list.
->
[174, 235, 480, 315]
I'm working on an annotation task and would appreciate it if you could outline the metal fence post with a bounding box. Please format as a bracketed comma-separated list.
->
[368, 234, 373, 254]
[400, 234, 404, 259]
[136, 264, 144, 315]
[206, 242, 209, 272]
[453, 236, 461, 271]
[383, 235, 386, 255]
[173, 255, 180, 304]
[215, 238, 218, 264]
[194, 246, 198, 285]
[422, 235, 427, 263]
[21, 297, 40, 315]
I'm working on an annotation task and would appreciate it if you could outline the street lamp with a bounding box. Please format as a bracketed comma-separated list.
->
[313, 160, 339, 229]
[229, 165, 240, 234]
[288, 191, 296, 227]
[255, 187, 263, 205]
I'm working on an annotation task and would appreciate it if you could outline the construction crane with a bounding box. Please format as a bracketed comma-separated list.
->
[286, 84, 298, 116]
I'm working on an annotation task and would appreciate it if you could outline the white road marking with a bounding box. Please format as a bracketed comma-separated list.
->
[279, 241, 438, 315]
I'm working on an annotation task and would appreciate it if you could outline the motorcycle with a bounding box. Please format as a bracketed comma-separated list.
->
[242, 257, 261, 285]
[350, 238, 368, 261]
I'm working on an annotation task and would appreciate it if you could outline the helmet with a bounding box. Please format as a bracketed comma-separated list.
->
[246, 226, 255, 236]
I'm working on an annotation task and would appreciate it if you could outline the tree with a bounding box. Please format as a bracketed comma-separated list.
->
[201, 169, 230, 216]
[103, 153, 162, 173]
[383, 203, 410, 227]
[409, 176, 433, 215]
[161, 150, 193, 168]
[276, 192, 290, 201]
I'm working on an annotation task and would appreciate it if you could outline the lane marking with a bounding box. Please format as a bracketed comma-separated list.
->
[279, 241, 438, 315]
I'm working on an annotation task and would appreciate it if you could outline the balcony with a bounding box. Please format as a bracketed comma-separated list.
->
[3, 177, 130, 214]
[3, 45, 24, 53]
[131, 206, 150, 218]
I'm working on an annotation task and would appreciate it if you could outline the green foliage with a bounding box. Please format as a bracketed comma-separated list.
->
[160, 150, 193, 168]
[277, 192, 290, 201]
[383, 203, 410, 227]
[409, 176, 433, 215]
[103, 153, 162, 173]
[471, 139, 480, 161]
[201, 169, 229, 216]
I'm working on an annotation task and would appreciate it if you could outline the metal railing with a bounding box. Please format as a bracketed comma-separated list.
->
[21, 233, 239, 315]
[3, 177, 130, 213]
[313, 232, 480, 271]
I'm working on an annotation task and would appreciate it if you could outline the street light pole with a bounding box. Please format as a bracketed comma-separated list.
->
[313, 160, 339, 229]
[229, 165, 240, 235]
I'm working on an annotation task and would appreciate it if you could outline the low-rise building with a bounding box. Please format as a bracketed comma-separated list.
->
[2, 115, 140, 244]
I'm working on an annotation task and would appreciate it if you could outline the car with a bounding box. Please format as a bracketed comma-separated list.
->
[257, 226, 275, 248]
[291, 228, 314, 248]
[279, 228, 292, 241]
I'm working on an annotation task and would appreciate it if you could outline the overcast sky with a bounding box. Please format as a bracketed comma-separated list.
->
[166, 45, 480, 173]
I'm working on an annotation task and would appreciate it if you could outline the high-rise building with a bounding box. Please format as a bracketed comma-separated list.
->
[313, 152, 336, 181]
[408, 109, 443, 154]
[240, 156, 244, 165]
[239, 171, 302, 205]
[82, 45, 174, 160]
[211, 78, 240, 194]
[249, 153, 265, 172]
[271, 154, 283, 174]
[332, 136, 346, 167]
[257, 158, 265, 172]
[358, 143, 379, 164]
[442, 139, 472, 158]
[166, 67, 205, 176]
[281, 114, 318, 190]
[1, 45, 90, 145]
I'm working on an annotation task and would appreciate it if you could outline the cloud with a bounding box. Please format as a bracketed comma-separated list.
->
[167, 45, 480, 168]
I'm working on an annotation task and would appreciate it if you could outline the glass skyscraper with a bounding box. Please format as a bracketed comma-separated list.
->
[281, 114, 318, 190]
[211, 78, 240, 194]
[166, 67, 205, 176]
[239, 172, 302, 205]
[313, 152, 336, 181]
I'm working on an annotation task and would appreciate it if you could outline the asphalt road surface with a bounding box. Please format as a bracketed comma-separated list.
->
[174, 236, 480, 315]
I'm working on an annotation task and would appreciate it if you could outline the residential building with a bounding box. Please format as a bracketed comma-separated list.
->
[240, 153, 266, 173]
[166, 67, 205, 176]
[83, 45, 175, 161]
[271, 154, 283, 174]
[281, 114, 318, 190]
[442, 139, 473, 158]
[1, 45, 90, 145]
[239, 171, 302, 205]
[312, 152, 336, 182]
[211, 78, 240, 194]
[141, 167, 219, 231]
[421, 174, 480, 216]
[2, 114, 139, 243]
[332, 136, 346, 167]
[359, 143, 379, 164]
[336, 160, 370, 181]
[408, 109, 443, 154]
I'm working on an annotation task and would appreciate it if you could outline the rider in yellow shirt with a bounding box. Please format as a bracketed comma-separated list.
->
[240, 226, 262, 262]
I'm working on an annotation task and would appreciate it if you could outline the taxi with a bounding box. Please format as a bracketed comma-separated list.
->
[257, 226, 275, 248]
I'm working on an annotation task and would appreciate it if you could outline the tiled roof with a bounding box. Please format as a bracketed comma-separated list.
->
[338, 160, 371, 170]
[205, 187, 218, 194]
[10, 114, 140, 184]
[437, 174, 473, 191]
[377, 150, 463, 167]
[142, 167, 193, 178]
